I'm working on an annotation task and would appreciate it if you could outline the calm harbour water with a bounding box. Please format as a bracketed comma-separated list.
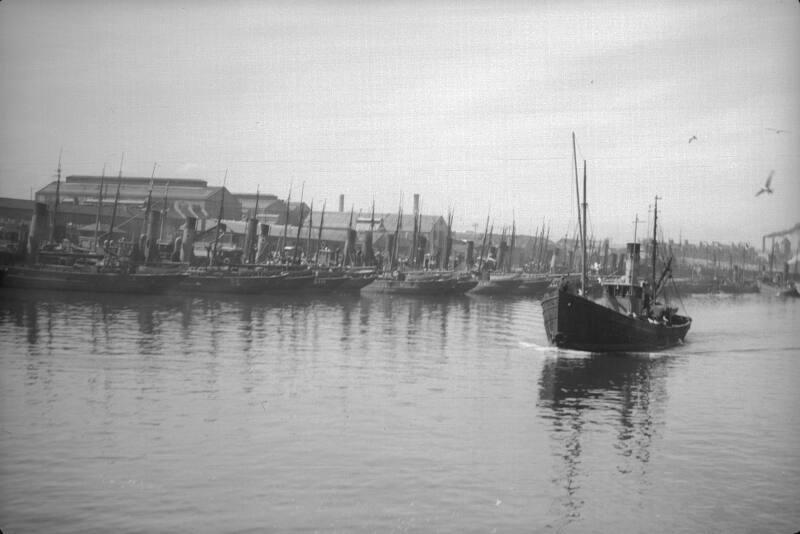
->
[0, 288, 798, 533]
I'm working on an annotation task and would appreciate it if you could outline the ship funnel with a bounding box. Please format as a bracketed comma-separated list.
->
[243, 218, 258, 264]
[181, 216, 196, 263]
[27, 202, 49, 261]
[625, 242, 641, 286]
[256, 223, 270, 263]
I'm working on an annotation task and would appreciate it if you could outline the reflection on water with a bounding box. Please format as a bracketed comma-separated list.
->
[538, 353, 668, 527]
[2, 289, 798, 532]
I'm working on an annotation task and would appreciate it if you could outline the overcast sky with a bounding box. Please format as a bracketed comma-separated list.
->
[1, 0, 797, 245]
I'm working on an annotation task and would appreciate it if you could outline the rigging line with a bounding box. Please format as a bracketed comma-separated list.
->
[669, 276, 689, 317]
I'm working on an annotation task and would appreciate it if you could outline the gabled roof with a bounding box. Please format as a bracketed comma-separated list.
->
[309, 211, 359, 229]
[0, 197, 35, 211]
[66, 175, 208, 188]
[236, 192, 280, 204]
[198, 219, 350, 242]
[382, 214, 446, 234]
[37, 178, 225, 202]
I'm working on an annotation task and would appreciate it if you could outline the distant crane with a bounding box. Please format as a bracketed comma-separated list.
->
[755, 171, 774, 196]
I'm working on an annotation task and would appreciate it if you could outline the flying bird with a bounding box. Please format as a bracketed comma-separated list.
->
[688, 135, 698, 143]
[765, 128, 788, 134]
[755, 171, 774, 196]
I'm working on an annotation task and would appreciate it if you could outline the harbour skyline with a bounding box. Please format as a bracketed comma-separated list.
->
[1, 1, 797, 245]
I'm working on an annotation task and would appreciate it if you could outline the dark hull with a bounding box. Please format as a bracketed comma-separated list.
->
[541, 290, 691, 352]
[516, 278, 552, 298]
[362, 276, 477, 295]
[176, 273, 284, 294]
[337, 275, 377, 292]
[308, 273, 350, 293]
[758, 280, 799, 297]
[468, 275, 522, 295]
[516, 277, 552, 298]
[717, 281, 760, 294]
[664, 279, 716, 295]
[2, 265, 184, 294]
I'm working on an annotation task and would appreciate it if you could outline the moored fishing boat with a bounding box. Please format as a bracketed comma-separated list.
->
[2, 262, 185, 294]
[175, 267, 291, 294]
[176, 262, 315, 295]
[308, 267, 350, 293]
[716, 279, 760, 294]
[337, 266, 378, 293]
[777, 282, 799, 298]
[362, 270, 476, 295]
[516, 273, 553, 298]
[468, 271, 522, 295]
[759, 277, 799, 298]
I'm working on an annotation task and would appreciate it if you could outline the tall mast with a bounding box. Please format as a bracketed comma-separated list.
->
[417, 209, 423, 267]
[346, 204, 354, 266]
[317, 200, 326, 260]
[651, 195, 660, 288]
[253, 185, 260, 220]
[572, 132, 583, 254]
[107, 153, 124, 251]
[211, 170, 227, 266]
[306, 200, 313, 259]
[411, 204, 419, 268]
[487, 223, 494, 268]
[535, 219, 546, 270]
[159, 180, 170, 242]
[50, 148, 63, 242]
[581, 160, 588, 294]
[544, 224, 550, 270]
[293, 183, 305, 262]
[508, 212, 516, 272]
[93, 164, 106, 251]
[633, 213, 641, 243]
[391, 199, 403, 269]
[444, 207, 454, 270]
[477, 211, 490, 272]
[144, 163, 157, 237]
[281, 183, 292, 257]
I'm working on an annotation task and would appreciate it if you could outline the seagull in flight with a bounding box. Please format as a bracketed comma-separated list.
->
[688, 135, 698, 143]
[766, 128, 789, 134]
[755, 171, 774, 196]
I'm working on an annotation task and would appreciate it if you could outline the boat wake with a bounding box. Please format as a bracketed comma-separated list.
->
[518, 340, 556, 352]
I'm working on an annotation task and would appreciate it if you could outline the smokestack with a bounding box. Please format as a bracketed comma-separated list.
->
[27, 202, 49, 260]
[145, 210, 161, 263]
[413, 193, 420, 215]
[625, 242, 641, 286]
[256, 223, 270, 263]
[242, 218, 259, 264]
[363, 230, 374, 265]
[181, 217, 196, 263]
[343, 228, 357, 266]
[339, 194, 344, 213]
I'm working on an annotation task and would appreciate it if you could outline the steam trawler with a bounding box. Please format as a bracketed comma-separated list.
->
[540, 135, 691, 352]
